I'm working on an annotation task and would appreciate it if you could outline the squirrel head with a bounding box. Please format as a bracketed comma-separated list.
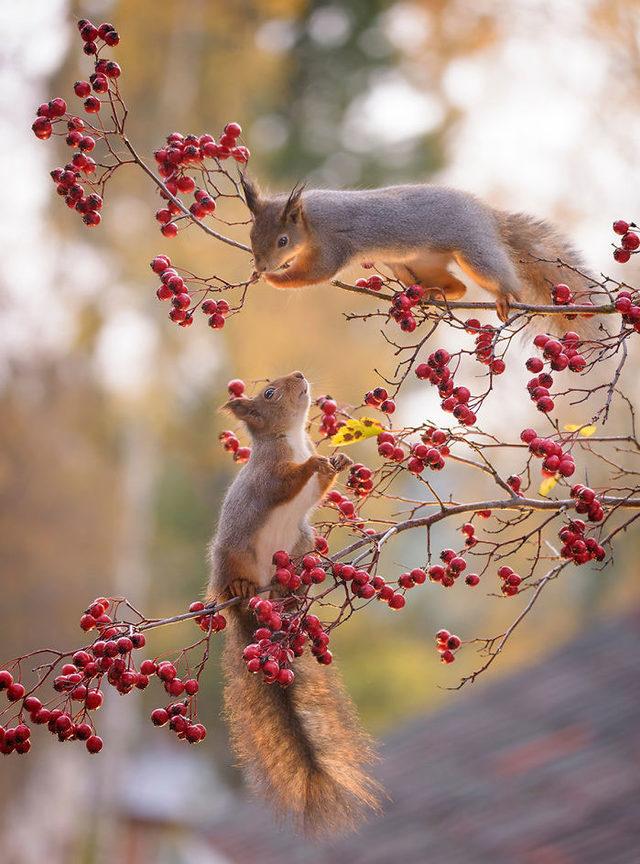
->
[223, 371, 311, 438]
[241, 175, 308, 275]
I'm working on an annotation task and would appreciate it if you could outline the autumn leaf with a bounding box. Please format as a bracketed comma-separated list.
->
[539, 475, 558, 497]
[564, 423, 597, 437]
[331, 417, 383, 446]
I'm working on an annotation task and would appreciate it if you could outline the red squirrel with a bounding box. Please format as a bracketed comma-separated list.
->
[241, 175, 598, 325]
[207, 371, 380, 834]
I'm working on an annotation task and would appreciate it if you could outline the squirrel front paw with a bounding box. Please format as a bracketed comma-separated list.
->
[312, 455, 337, 478]
[329, 453, 353, 473]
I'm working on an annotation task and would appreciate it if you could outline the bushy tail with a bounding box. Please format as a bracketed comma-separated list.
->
[496, 210, 601, 337]
[222, 605, 382, 834]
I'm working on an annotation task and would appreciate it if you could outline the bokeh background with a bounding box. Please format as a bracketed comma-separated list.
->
[1, 2, 639, 862]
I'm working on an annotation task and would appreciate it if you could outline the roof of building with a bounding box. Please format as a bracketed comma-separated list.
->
[207, 610, 640, 864]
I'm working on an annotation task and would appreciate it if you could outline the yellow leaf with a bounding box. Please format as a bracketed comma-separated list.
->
[563, 423, 597, 437]
[331, 417, 383, 447]
[539, 475, 558, 497]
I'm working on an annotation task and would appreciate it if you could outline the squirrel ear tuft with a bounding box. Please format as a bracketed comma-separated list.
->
[282, 181, 306, 225]
[240, 174, 261, 214]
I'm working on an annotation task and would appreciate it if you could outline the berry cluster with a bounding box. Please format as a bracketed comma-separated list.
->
[333, 564, 407, 608]
[325, 488, 359, 522]
[428, 549, 478, 589]
[49, 162, 102, 226]
[435, 629, 462, 664]
[346, 463, 374, 498]
[354, 274, 384, 291]
[559, 519, 605, 565]
[388, 284, 426, 333]
[188, 601, 228, 634]
[525, 369, 555, 414]
[497, 565, 522, 596]
[397, 568, 427, 590]
[76, 19, 120, 53]
[317, 396, 343, 437]
[416, 349, 478, 425]
[466, 321, 506, 374]
[520, 429, 576, 478]
[406, 426, 449, 474]
[529, 332, 586, 375]
[219, 431, 251, 464]
[612, 220, 639, 263]
[276, 552, 327, 590]
[364, 386, 396, 415]
[376, 431, 406, 463]
[150, 702, 207, 745]
[614, 290, 640, 332]
[0, 671, 26, 704]
[32, 22, 124, 229]
[151, 254, 233, 329]
[242, 602, 320, 687]
[0, 594, 227, 757]
[461, 522, 479, 551]
[570, 484, 604, 522]
[153, 123, 248, 238]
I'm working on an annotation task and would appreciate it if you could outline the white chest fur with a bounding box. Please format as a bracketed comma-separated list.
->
[253, 430, 321, 586]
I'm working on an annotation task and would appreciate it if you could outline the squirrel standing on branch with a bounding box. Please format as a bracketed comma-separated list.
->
[241, 176, 596, 325]
[207, 371, 380, 834]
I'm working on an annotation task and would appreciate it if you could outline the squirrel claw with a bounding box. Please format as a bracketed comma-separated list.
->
[329, 453, 353, 473]
[313, 455, 336, 477]
[495, 295, 512, 323]
[228, 578, 258, 599]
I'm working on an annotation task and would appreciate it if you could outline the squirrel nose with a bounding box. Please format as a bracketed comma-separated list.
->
[291, 371, 305, 380]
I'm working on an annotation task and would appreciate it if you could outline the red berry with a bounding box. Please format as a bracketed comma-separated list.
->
[388, 593, 406, 610]
[228, 379, 245, 397]
[74, 81, 91, 98]
[48, 97, 67, 117]
[7, 683, 25, 702]
[161, 222, 178, 238]
[85, 689, 103, 710]
[151, 708, 169, 727]
[614, 248, 631, 264]
[86, 735, 103, 754]
[208, 313, 225, 329]
[32, 117, 52, 140]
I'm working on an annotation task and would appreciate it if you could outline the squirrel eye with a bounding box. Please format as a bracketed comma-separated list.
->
[264, 387, 275, 400]
[277, 235, 288, 248]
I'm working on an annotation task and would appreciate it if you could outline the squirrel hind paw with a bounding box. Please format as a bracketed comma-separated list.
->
[228, 578, 258, 599]
[495, 294, 514, 323]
